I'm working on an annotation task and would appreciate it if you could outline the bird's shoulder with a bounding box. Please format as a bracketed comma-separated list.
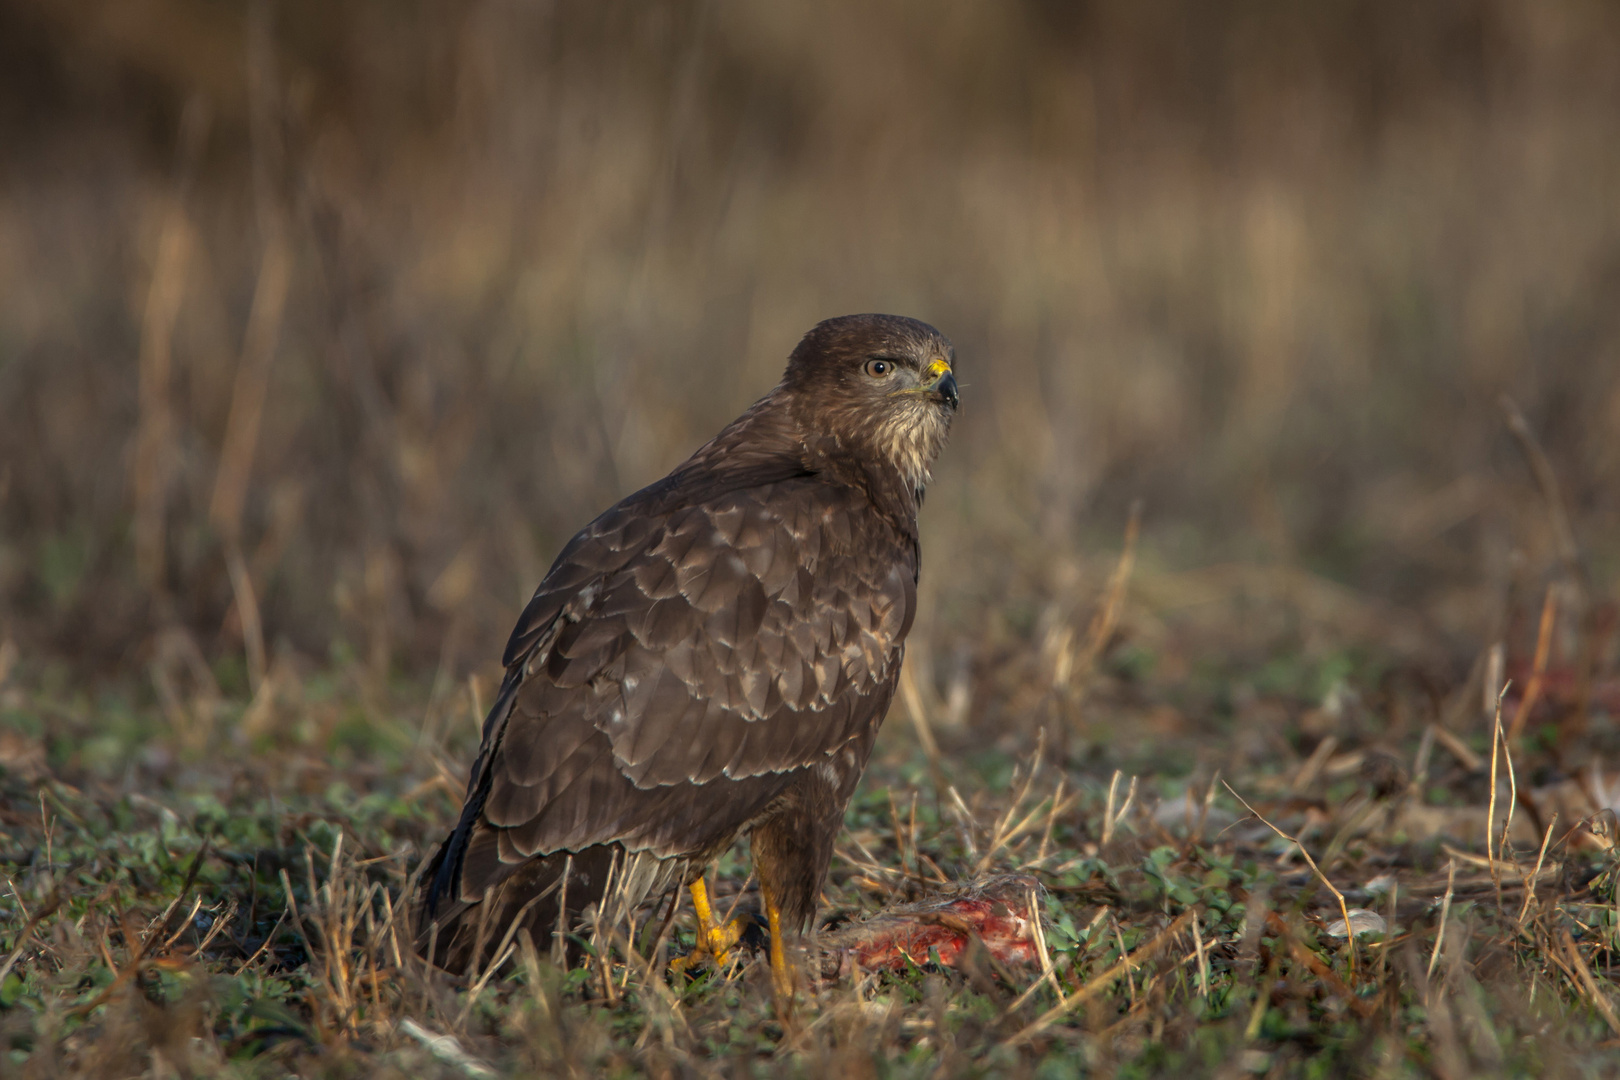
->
[501, 453, 914, 673]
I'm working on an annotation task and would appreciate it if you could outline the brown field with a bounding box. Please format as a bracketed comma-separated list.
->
[3, 2, 1620, 1076]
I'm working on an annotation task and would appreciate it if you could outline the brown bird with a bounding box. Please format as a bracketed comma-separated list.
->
[417, 314, 958, 1002]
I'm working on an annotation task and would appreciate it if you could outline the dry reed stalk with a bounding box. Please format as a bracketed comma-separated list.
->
[1430, 723, 1484, 773]
[1517, 816, 1557, 926]
[453, 887, 552, 1029]
[129, 100, 210, 600]
[1411, 722, 1436, 790]
[1071, 501, 1142, 681]
[1507, 586, 1558, 744]
[946, 785, 980, 859]
[1500, 394, 1586, 592]
[1379, 880, 1397, 986]
[0, 886, 60, 988]
[552, 854, 572, 966]
[238, 909, 287, 970]
[1426, 859, 1456, 981]
[1035, 777, 1066, 865]
[159, 895, 205, 952]
[210, 231, 292, 539]
[1192, 912, 1210, 997]
[132, 208, 193, 597]
[1486, 683, 1514, 899]
[183, 898, 236, 958]
[1112, 915, 1136, 1008]
[1484, 643, 1504, 721]
[224, 545, 267, 694]
[1102, 770, 1122, 842]
[1102, 773, 1138, 846]
[1496, 710, 1519, 875]
[888, 790, 911, 875]
[517, 930, 553, 1023]
[1193, 770, 1221, 845]
[1010, 893, 1062, 1016]
[70, 865, 206, 1019]
[899, 664, 942, 770]
[1223, 781, 1357, 978]
[975, 735, 1046, 874]
[1559, 928, 1620, 1037]
[1244, 972, 1275, 1041]
[1008, 886, 1061, 1012]
[1291, 737, 1338, 794]
[1005, 909, 1193, 1047]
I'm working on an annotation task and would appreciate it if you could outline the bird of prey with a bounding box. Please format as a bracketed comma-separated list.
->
[417, 313, 959, 1002]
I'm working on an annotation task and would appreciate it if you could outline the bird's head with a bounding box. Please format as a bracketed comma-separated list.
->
[781, 314, 959, 495]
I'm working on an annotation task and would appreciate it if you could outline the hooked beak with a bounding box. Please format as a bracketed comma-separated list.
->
[922, 357, 959, 411]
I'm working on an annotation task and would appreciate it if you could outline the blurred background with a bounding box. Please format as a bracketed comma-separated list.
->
[2, 0, 1617, 735]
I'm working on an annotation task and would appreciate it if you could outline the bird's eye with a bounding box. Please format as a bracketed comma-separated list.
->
[864, 359, 893, 378]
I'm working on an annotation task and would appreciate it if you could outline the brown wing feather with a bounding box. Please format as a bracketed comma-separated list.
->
[440, 471, 915, 905]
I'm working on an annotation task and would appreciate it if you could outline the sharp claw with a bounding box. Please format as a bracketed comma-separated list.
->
[670, 915, 749, 980]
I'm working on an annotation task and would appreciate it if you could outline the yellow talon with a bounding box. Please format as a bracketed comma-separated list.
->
[672, 876, 746, 977]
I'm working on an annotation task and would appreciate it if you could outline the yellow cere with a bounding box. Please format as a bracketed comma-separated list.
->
[923, 357, 952, 384]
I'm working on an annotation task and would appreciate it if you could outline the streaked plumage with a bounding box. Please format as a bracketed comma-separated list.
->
[417, 314, 958, 976]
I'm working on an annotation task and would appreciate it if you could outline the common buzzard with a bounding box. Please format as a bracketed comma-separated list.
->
[418, 314, 959, 1000]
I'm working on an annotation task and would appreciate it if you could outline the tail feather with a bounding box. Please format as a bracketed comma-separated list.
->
[416, 835, 685, 976]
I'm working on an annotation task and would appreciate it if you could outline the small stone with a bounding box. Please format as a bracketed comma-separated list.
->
[1323, 908, 1387, 938]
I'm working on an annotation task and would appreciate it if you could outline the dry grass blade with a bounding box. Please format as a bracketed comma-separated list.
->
[0, 887, 62, 987]
[210, 230, 292, 542]
[1005, 910, 1193, 1047]
[1559, 929, 1620, 1037]
[899, 664, 942, 770]
[1517, 816, 1558, 926]
[1427, 859, 1456, 981]
[1192, 913, 1210, 997]
[1508, 586, 1558, 743]
[1438, 845, 1558, 879]
[132, 194, 197, 595]
[1430, 723, 1483, 773]
[1072, 501, 1142, 680]
[1486, 682, 1515, 902]
[1008, 886, 1062, 1012]
[223, 544, 268, 697]
[1500, 394, 1586, 590]
[1222, 781, 1356, 978]
[1102, 774, 1138, 846]
[975, 734, 1046, 874]
[1102, 770, 1122, 844]
[239, 908, 287, 970]
[1291, 737, 1337, 795]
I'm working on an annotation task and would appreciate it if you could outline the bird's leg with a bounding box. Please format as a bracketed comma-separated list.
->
[669, 875, 745, 977]
[758, 876, 796, 1011]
